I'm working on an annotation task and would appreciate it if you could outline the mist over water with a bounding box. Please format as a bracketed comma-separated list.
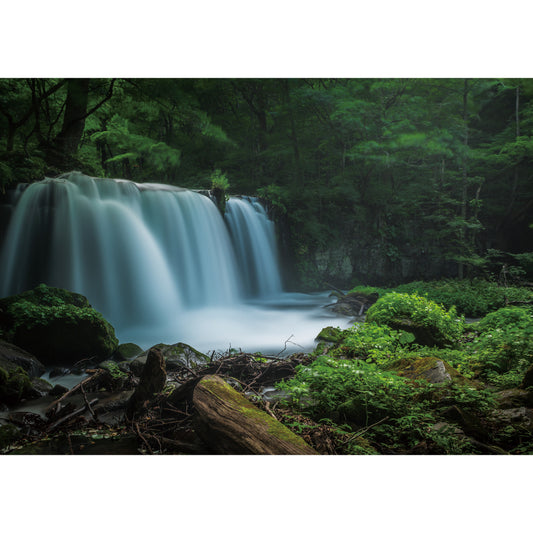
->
[0, 172, 349, 355]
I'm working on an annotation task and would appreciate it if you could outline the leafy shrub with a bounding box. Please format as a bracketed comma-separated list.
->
[210, 169, 230, 192]
[393, 279, 533, 317]
[276, 355, 482, 453]
[365, 292, 464, 348]
[466, 306, 533, 382]
[331, 322, 414, 365]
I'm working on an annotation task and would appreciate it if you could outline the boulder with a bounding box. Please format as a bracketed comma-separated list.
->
[0, 284, 118, 365]
[388, 356, 467, 385]
[113, 343, 143, 361]
[495, 388, 533, 409]
[0, 339, 45, 378]
[328, 292, 379, 317]
[130, 342, 209, 377]
[315, 326, 345, 344]
[521, 363, 533, 389]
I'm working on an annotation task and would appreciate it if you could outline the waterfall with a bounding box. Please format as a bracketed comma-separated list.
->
[0, 172, 349, 353]
[0, 172, 275, 328]
[225, 196, 283, 298]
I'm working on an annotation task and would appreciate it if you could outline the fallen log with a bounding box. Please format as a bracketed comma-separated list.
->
[192, 374, 318, 455]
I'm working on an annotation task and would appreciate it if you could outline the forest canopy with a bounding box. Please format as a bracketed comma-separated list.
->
[1, 78, 532, 288]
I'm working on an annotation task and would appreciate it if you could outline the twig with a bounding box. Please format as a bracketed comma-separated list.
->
[343, 416, 390, 446]
[80, 383, 97, 422]
[276, 335, 303, 357]
[47, 399, 99, 431]
[48, 369, 105, 411]
[264, 401, 278, 421]
[134, 422, 153, 454]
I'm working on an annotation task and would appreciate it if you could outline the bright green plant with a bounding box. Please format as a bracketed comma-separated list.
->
[210, 169, 230, 192]
[331, 322, 413, 365]
[366, 292, 464, 348]
[466, 306, 533, 383]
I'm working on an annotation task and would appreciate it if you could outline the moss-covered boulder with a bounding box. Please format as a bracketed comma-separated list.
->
[0, 365, 34, 406]
[366, 292, 464, 348]
[130, 342, 209, 377]
[387, 356, 469, 385]
[0, 284, 118, 365]
[113, 343, 143, 361]
[521, 363, 533, 389]
[0, 339, 45, 378]
[315, 326, 345, 344]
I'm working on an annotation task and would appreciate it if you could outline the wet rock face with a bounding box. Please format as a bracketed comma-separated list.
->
[328, 292, 379, 317]
[129, 342, 210, 377]
[0, 339, 45, 378]
[0, 284, 118, 365]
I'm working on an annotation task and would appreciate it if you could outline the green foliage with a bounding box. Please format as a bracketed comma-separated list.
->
[466, 306, 533, 383]
[276, 355, 485, 453]
[393, 279, 533, 317]
[330, 322, 413, 365]
[210, 169, 230, 191]
[366, 292, 464, 347]
[256, 184, 289, 215]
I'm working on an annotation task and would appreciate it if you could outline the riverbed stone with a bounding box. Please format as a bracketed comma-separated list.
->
[113, 343, 143, 361]
[130, 342, 209, 377]
[0, 339, 45, 378]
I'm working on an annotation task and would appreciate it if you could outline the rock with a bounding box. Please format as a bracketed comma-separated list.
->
[315, 326, 345, 344]
[521, 363, 533, 389]
[0, 284, 119, 365]
[388, 357, 467, 385]
[49, 384, 69, 397]
[0, 423, 22, 450]
[49, 367, 70, 378]
[489, 407, 533, 425]
[0, 365, 34, 406]
[495, 389, 533, 409]
[441, 405, 490, 442]
[328, 292, 379, 317]
[130, 342, 209, 377]
[29, 377, 53, 397]
[126, 348, 167, 419]
[192, 374, 318, 454]
[113, 343, 143, 361]
[0, 339, 45, 378]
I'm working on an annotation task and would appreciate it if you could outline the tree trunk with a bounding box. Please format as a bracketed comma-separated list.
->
[192, 375, 318, 454]
[54, 78, 90, 156]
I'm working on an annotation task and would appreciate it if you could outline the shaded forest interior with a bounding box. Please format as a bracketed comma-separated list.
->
[1, 78, 532, 288]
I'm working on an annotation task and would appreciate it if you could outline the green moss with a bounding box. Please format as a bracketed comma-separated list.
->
[0, 284, 118, 364]
[315, 326, 345, 344]
[200, 376, 312, 449]
[0, 364, 33, 405]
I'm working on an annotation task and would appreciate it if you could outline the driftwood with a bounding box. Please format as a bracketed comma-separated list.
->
[192, 375, 318, 455]
[47, 368, 105, 411]
[126, 348, 166, 419]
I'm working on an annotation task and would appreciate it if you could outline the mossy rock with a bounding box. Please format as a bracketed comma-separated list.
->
[0, 284, 118, 365]
[0, 423, 22, 450]
[315, 326, 345, 344]
[113, 343, 143, 361]
[387, 356, 470, 386]
[0, 365, 34, 406]
[130, 342, 209, 377]
[521, 363, 533, 389]
[0, 339, 45, 378]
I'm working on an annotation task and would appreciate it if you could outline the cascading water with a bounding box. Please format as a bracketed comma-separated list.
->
[225, 196, 283, 298]
[0, 172, 349, 353]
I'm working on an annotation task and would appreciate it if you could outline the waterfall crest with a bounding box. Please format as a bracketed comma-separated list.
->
[0, 172, 283, 330]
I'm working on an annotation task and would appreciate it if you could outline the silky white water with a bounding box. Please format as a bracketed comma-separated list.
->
[0, 172, 349, 354]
